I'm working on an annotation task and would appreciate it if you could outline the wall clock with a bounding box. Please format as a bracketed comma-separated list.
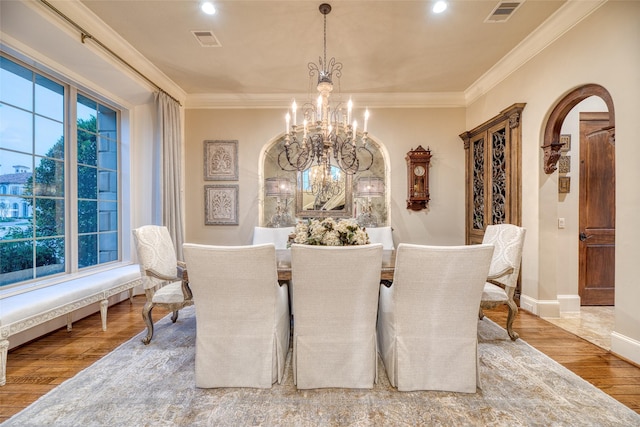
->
[406, 145, 432, 211]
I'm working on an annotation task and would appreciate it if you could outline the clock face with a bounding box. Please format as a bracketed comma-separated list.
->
[414, 165, 425, 177]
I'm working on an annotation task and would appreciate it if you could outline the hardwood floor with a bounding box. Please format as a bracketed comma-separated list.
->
[1, 297, 639, 422]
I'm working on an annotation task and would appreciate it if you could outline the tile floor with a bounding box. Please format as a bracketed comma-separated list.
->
[542, 306, 615, 350]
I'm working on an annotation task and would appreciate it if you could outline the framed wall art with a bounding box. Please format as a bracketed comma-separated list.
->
[558, 176, 571, 194]
[204, 185, 239, 225]
[558, 155, 571, 174]
[560, 134, 571, 152]
[204, 140, 238, 181]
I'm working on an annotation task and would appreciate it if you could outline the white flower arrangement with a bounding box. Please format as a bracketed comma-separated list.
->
[288, 218, 370, 246]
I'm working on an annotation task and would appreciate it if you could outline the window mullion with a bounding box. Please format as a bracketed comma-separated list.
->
[68, 86, 78, 274]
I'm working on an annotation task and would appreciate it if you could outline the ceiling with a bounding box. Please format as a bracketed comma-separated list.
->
[4, 0, 596, 107]
[74, 0, 569, 104]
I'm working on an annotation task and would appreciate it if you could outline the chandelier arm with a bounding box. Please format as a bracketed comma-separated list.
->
[336, 143, 374, 175]
[355, 145, 375, 171]
[278, 143, 314, 171]
[336, 144, 360, 174]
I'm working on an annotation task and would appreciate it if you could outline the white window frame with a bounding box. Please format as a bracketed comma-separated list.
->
[0, 53, 131, 294]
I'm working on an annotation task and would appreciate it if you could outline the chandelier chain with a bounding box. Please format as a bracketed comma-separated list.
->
[323, 10, 327, 72]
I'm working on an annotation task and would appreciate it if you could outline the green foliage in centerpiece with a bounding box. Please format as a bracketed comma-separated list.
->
[288, 218, 370, 246]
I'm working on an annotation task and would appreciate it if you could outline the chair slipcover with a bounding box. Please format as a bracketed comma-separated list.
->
[377, 243, 494, 392]
[182, 243, 290, 388]
[480, 224, 527, 340]
[252, 226, 296, 312]
[365, 226, 395, 250]
[252, 226, 295, 249]
[291, 243, 383, 389]
[133, 225, 193, 345]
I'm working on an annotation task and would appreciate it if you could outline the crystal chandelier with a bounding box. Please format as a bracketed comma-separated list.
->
[278, 3, 374, 175]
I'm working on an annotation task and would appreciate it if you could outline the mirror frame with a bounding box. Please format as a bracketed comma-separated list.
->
[295, 171, 353, 219]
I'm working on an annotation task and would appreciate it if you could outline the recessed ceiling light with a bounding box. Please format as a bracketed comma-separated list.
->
[201, 1, 216, 15]
[433, 1, 447, 14]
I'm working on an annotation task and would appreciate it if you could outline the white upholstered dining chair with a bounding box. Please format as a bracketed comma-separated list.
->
[252, 226, 295, 249]
[377, 243, 494, 392]
[253, 225, 296, 312]
[182, 243, 290, 388]
[479, 224, 527, 340]
[132, 225, 193, 345]
[291, 243, 383, 389]
[365, 226, 395, 250]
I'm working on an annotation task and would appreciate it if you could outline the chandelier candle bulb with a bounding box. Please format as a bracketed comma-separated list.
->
[347, 99, 353, 124]
[292, 100, 297, 126]
[352, 120, 358, 145]
[364, 109, 369, 132]
[285, 112, 290, 134]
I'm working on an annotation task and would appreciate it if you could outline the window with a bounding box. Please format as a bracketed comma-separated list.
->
[0, 55, 121, 287]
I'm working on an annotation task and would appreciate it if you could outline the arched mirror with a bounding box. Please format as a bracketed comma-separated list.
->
[261, 135, 388, 226]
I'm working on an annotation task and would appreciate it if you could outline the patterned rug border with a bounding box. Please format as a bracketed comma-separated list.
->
[4, 306, 639, 427]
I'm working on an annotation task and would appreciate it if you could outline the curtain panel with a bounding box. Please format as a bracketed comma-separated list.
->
[156, 91, 185, 260]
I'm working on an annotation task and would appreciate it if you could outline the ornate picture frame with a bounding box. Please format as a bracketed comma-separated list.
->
[204, 140, 238, 181]
[560, 134, 571, 152]
[558, 176, 571, 194]
[558, 155, 571, 174]
[204, 185, 239, 225]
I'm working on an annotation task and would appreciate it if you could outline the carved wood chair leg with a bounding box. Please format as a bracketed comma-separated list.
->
[506, 301, 519, 340]
[171, 310, 179, 323]
[141, 302, 155, 345]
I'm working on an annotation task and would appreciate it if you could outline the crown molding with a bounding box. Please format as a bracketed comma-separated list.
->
[465, 0, 607, 105]
[33, 0, 186, 104]
[1, 33, 144, 110]
[185, 92, 467, 109]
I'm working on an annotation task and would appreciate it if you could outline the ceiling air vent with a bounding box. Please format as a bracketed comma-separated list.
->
[191, 30, 221, 47]
[485, 1, 524, 23]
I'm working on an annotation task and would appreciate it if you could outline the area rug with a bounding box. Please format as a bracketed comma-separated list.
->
[4, 307, 639, 427]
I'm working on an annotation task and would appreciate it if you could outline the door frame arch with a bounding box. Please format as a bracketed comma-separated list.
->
[541, 84, 615, 174]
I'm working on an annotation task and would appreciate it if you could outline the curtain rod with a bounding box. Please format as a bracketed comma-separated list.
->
[39, 0, 182, 106]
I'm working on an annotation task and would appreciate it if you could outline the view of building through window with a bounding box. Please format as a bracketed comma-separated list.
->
[0, 55, 120, 287]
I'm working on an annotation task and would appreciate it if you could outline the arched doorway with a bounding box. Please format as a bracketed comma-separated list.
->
[543, 84, 616, 307]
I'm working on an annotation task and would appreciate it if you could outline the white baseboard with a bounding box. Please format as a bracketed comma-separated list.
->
[557, 294, 581, 313]
[519, 295, 537, 315]
[611, 332, 640, 366]
[519, 295, 560, 318]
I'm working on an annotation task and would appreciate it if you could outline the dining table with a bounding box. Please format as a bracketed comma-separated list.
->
[276, 249, 396, 283]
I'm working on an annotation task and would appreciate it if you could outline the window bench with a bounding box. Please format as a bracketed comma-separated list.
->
[0, 264, 142, 386]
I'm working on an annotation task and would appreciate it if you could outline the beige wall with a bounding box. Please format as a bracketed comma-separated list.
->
[465, 1, 640, 363]
[184, 107, 466, 247]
